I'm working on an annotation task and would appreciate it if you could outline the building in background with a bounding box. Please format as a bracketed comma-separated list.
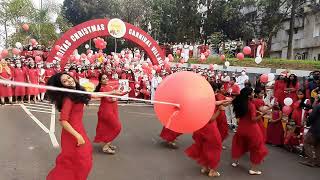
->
[270, 1, 320, 60]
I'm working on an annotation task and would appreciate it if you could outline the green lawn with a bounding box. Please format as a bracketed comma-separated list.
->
[176, 57, 320, 71]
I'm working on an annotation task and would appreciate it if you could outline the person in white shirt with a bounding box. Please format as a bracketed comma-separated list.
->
[151, 73, 162, 103]
[237, 70, 249, 90]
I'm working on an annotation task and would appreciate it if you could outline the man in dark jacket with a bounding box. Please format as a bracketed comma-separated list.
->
[300, 104, 320, 167]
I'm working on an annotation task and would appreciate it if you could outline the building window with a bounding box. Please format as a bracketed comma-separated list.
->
[313, 23, 320, 37]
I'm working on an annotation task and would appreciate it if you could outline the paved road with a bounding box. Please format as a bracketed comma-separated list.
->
[0, 102, 319, 180]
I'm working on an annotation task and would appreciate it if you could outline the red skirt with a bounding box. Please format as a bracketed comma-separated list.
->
[266, 121, 284, 145]
[232, 124, 268, 164]
[160, 127, 182, 142]
[14, 86, 25, 96]
[0, 84, 13, 97]
[216, 111, 229, 142]
[185, 121, 222, 169]
[39, 82, 46, 93]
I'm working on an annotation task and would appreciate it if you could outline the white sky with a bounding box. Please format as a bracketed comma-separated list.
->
[0, 0, 65, 49]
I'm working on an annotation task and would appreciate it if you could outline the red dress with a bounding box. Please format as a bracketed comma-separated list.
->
[215, 93, 229, 142]
[185, 121, 222, 169]
[13, 68, 26, 96]
[0, 67, 13, 97]
[44, 68, 55, 83]
[274, 80, 286, 106]
[94, 85, 122, 143]
[27, 68, 40, 95]
[252, 98, 267, 142]
[286, 82, 299, 102]
[127, 75, 135, 98]
[266, 110, 284, 145]
[284, 100, 304, 146]
[160, 127, 182, 142]
[47, 98, 92, 180]
[231, 101, 268, 164]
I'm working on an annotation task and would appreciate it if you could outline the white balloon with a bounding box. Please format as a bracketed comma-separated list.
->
[213, 64, 218, 70]
[268, 73, 275, 81]
[85, 44, 90, 49]
[225, 61, 230, 67]
[200, 54, 206, 60]
[84, 59, 90, 65]
[181, 53, 185, 58]
[183, 56, 189, 61]
[151, 70, 156, 75]
[284, 97, 293, 106]
[255, 56, 262, 64]
[15, 42, 22, 49]
[129, 53, 133, 59]
[164, 57, 169, 63]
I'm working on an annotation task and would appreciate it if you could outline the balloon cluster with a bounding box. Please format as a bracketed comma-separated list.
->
[93, 37, 107, 50]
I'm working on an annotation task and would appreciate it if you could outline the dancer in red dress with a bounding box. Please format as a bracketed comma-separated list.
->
[252, 88, 272, 143]
[46, 73, 92, 180]
[185, 106, 223, 177]
[127, 70, 136, 98]
[274, 72, 287, 106]
[0, 59, 13, 105]
[266, 103, 284, 146]
[285, 74, 299, 102]
[160, 127, 182, 148]
[94, 74, 126, 154]
[211, 82, 230, 144]
[26, 62, 40, 103]
[12, 62, 26, 103]
[231, 87, 268, 175]
[284, 89, 308, 150]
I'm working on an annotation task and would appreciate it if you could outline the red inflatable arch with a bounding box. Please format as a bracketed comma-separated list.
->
[47, 18, 165, 68]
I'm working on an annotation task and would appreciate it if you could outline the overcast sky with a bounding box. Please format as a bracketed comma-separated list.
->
[32, 0, 64, 9]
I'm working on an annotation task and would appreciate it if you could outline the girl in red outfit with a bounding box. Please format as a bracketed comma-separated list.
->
[284, 89, 308, 150]
[253, 88, 272, 143]
[26, 62, 40, 103]
[231, 87, 268, 175]
[38, 63, 46, 101]
[13, 62, 26, 103]
[212, 82, 230, 144]
[94, 74, 126, 154]
[285, 74, 299, 102]
[274, 73, 287, 106]
[0, 59, 13, 105]
[266, 103, 284, 146]
[46, 73, 92, 180]
[185, 106, 223, 177]
[127, 70, 136, 98]
[46, 73, 117, 180]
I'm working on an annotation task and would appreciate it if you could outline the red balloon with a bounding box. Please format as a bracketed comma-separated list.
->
[220, 54, 226, 61]
[80, 53, 87, 59]
[168, 54, 174, 61]
[209, 64, 214, 70]
[30, 39, 37, 45]
[282, 106, 293, 116]
[154, 71, 216, 133]
[204, 52, 209, 57]
[1, 49, 9, 57]
[54, 45, 61, 51]
[22, 24, 29, 31]
[260, 74, 268, 83]
[35, 56, 42, 62]
[236, 53, 244, 60]
[12, 48, 20, 55]
[243, 46, 251, 55]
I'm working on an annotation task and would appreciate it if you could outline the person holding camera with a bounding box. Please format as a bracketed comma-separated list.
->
[300, 103, 320, 167]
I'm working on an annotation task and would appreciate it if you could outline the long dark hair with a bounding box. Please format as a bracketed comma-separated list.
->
[46, 73, 90, 112]
[233, 87, 253, 118]
[287, 74, 298, 88]
[94, 73, 106, 92]
[297, 88, 307, 108]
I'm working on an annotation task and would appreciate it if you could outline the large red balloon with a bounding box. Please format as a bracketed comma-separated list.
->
[154, 71, 216, 133]
[22, 24, 29, 31]
[243, 46, 251, 55]
[12, 48, 20, 55]
[1, 49, 9, 58]
[220, 54, 226, 61]
[282, 106, 293, 116]
[54, 45, 61, 51]
[236, 53, 244, 60]
[260, 74, 269, 83]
